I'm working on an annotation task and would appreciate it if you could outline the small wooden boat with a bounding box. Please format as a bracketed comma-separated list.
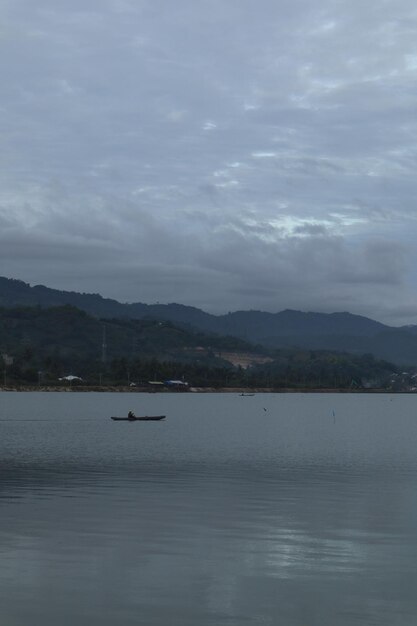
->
[111, 415, 166, 421]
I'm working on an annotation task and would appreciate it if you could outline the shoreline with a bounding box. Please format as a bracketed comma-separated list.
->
[0, 385, 410, 393]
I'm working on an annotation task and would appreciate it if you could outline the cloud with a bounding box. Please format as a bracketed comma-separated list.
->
[1, 0, 417, 324]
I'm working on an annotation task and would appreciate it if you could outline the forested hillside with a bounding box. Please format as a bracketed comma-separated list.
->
[2, 277, 417, 366]
[0, 305, 399, 389]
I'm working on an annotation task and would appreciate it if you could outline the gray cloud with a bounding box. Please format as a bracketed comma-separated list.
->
[1, 0, 417, 324]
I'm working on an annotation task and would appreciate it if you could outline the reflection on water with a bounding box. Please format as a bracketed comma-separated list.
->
[1, 392, 417, 625]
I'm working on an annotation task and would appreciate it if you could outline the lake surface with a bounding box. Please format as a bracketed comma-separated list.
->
[1, 392, 417, 625]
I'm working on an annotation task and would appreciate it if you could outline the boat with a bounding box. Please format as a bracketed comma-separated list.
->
[239, 393, 255, 397]
[111, 415, 166, 421]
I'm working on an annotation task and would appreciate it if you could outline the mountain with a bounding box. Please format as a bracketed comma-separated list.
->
[0, 304, 398, 389]
[0, 304, 268, 381]
[1, 276, 417, 365]
[0, 277, 216, 327]
[0, 277, 387, 335]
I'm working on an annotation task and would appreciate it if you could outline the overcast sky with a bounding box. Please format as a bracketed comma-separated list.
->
[2, 0, 417, 323]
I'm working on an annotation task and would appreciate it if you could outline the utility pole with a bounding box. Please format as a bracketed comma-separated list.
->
[101, 324, 107, 364]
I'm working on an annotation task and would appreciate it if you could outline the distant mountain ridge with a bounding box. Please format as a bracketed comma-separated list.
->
[2, 276, 417, 365]
[0, 276, 388, 334]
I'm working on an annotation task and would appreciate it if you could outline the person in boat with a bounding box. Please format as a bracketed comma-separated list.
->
[128, 410, 135, 419]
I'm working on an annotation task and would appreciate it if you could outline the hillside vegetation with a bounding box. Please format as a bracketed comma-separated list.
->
[0, 305, 399, 389]
[1, 276, 417, 365]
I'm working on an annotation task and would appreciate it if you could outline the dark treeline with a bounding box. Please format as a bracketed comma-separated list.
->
[0, 305, 400, 389]
[3, 350, 398, 391]
[107, 351, 397, 389]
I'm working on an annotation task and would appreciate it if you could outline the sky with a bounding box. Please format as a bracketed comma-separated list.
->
[2, 0, 417, 324]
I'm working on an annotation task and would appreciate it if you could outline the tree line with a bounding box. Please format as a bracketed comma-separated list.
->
[0, 305, 399, 389]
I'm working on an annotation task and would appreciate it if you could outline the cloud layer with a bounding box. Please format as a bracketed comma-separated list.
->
[2, 0, 417, 323]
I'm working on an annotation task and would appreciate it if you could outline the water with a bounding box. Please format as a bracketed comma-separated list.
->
[1, 392, 417, 625]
